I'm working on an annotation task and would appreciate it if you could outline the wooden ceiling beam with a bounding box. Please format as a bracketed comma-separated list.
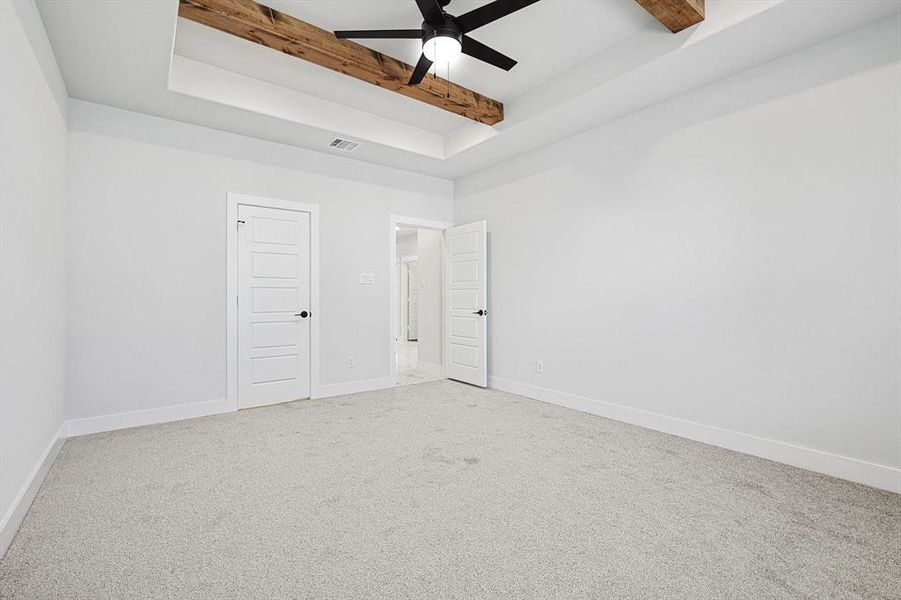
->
[634, 0, 704, 33]
[178, 0, 504, 125]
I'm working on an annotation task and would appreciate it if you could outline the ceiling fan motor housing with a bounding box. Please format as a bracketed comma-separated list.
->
[422, 18, 463, 45]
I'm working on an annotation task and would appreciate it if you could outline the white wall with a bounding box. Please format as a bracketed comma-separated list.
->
[66, 101, 452, 422]
[455, 17, 901, 488]
[396, 232, 417, 258]
[416, 229, 443, 367]
[0, 1, 68, 550]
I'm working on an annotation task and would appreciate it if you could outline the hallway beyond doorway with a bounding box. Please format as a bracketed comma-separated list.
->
[396, 340, 442, 386]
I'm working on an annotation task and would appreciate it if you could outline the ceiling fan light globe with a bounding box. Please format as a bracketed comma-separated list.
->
[422, 35, 462, 66]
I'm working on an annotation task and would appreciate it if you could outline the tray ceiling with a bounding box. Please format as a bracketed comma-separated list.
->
[36, 0, 901, 178]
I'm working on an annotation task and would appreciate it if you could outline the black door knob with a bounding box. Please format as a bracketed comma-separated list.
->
[295, 311, 309, 318]
[473, 309, 485, 316]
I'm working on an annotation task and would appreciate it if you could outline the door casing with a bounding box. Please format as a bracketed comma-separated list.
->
[227, 193, 320, 410]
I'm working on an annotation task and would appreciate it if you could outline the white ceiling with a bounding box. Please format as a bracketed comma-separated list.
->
[36, 0, 901, 179]
[171, 0, 653, 139]
[174, 18, 469, 136]
[265, 0, 654, 101]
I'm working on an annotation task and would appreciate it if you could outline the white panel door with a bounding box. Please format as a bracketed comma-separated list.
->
[238, 204, 310, 408]
[444, 221, 487, 387]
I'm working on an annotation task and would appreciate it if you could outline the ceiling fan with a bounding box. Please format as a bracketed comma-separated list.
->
[335, 0, 540, 85]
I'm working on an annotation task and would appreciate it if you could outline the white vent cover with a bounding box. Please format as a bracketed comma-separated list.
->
[328, 138, 360, 152]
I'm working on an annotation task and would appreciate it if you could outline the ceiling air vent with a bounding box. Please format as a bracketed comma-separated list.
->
[328, 138, 360, 152]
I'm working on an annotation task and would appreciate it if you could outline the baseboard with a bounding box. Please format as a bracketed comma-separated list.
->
[488, 376, 901, 494]
[65, 379, 403, 435]
[317, 376, 394, 398]
[66, 398, 232, 437]
[1, 422, 67, 558]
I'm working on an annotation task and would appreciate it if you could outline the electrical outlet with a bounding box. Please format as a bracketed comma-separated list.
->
[346, 356, 355, 369]
[359, 273, 375, 285]
[536, 360, 544, 374]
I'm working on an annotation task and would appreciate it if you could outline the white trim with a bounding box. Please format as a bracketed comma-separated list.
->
[1, 422, 66, 557]
[488, 376, 901, 494]
[318, 376, 395, 399]
[388, 215, 453, 385]
[227, 193, 321, 408]
[66, 398, 231, 437]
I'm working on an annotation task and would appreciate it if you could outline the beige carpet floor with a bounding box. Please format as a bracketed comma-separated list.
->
[1, 380, 898, 599]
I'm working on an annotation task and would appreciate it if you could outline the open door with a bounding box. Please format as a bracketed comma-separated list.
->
[444, 221, 487, 387]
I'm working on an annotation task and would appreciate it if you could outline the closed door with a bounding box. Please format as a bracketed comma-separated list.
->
[444, 221, 487, 387]
[238, 204, 311, 408]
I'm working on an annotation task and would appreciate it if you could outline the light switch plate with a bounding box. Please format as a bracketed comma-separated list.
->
[359, 273, 375, 285]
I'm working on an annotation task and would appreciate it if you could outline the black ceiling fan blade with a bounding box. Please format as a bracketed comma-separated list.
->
[409, 53, 433, 85]
[415, 0, 445, 24]
[455, 0, 540, 33]
[335, 29, 423, 39]
[461, 35, 516, 70]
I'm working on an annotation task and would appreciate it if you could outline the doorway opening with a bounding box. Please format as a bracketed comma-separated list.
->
[389, 216, 452, 387]
[389, 215, 488, 389]
[395, 226, 444, 386]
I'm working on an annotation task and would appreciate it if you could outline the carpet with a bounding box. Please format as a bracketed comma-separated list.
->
[1, 380, 898, 599]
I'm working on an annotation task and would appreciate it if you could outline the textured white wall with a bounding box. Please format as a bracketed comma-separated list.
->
[455, 17, 901, 474]
[66, 102, 452, 420]
[0, 2, 68, 533]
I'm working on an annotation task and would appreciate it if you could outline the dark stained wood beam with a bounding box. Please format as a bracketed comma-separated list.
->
[634, 0, 704, 33]
[178, 0, 504, 125]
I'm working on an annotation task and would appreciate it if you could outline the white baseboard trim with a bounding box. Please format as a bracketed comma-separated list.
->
[66, 398, 232, 437]
[318, 376, 395, 399]
[1, 422, 67, 557]
[488, 376, 901, 494]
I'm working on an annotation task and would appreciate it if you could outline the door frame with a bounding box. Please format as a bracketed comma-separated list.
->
[227, 193, 321, 411]
[388, 215, 453, 385]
